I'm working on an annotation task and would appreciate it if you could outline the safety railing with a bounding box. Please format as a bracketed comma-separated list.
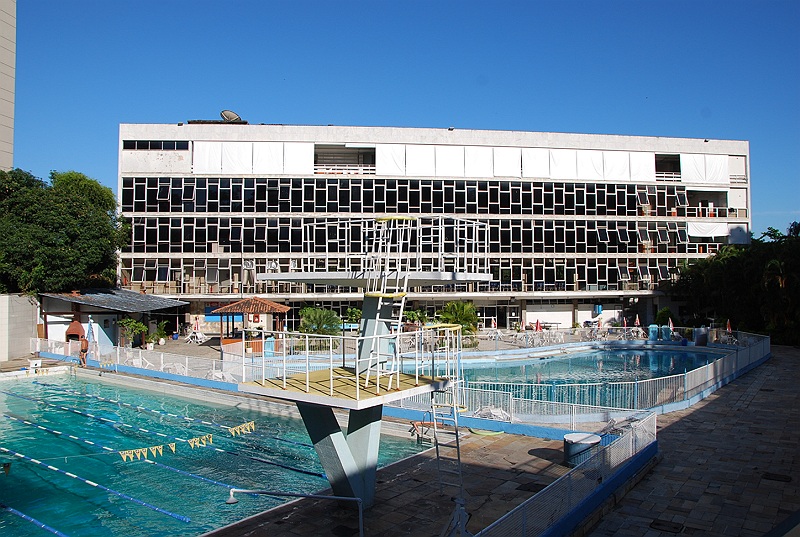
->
[475, 412, 657, 537]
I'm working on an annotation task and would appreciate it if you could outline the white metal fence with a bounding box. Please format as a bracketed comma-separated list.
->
[475, 412, 657, 537]
[464, 331, 769, 410]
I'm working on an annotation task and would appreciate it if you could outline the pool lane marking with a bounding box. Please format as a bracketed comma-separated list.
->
[1, 413, 250, 492]
[0, 446, 190, 523]
[0, 390, 326, 479]
[1, 503, 72, 537]
[33, 381, 314, 449]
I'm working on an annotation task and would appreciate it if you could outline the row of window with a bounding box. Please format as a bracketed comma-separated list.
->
[120, 177, 699, 216]
[120, 255, 676, 289]
[124, 216, 704, 255]
[122, 140, 189, 151]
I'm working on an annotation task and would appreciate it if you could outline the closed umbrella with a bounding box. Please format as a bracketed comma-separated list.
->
[634, 314, 640, 327]
[535, 319, 542, 332]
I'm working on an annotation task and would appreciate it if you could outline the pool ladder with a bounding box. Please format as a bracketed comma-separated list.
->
[431, 386, 472, 536]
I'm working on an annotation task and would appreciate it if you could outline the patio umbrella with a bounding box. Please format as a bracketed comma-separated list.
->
[535, 319, 542, 332]
[623, 317, 628, 328]
[668, 317, 674, 330]
[634, 314, 640, 327]
[726, 319, 732, 333]
[86, 316, 95, 343]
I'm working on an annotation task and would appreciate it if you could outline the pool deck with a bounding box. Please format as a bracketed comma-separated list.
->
[4, 343, 798, 536]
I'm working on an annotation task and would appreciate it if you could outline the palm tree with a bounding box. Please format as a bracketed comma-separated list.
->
[298, 306, 342, 336]
[437, 301, 479, 335]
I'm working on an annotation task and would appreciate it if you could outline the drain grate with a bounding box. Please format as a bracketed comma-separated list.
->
[762, 472, 792, 483]
[650, 519, 684, 533]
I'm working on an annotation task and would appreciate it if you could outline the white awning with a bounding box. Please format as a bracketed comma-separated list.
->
[549, 149, 577, 180]
[193, 141, 222, 174]
[283, 142, 314, 175]
[577, 150, 604, 180]
[435, 145, 465, 177]
[630, 152, 656, 182]
[465, 146, 494, 177]
[493, 147, 521, 177]
[376, 144, 406, 176]
[522, 147, 549, 178]
[687, 222, 730, 237]
[603, 151, 630, 181]
[221, 142, 253, 174]
[406, 144, 436, 176]
[253, 142, 284, 174]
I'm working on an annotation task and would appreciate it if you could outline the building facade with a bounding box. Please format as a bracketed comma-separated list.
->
[0, 0, 15, 171]
[117, 121, 750, 331]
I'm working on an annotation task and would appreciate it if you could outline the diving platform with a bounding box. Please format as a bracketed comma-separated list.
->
[240, 367, 451, 411]
[241, 217, 488, 510]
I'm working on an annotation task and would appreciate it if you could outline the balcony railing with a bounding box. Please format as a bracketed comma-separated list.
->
[313, 164, 376, 175]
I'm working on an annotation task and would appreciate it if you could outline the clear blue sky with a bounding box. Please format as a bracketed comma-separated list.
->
[13, 0, 800, 236]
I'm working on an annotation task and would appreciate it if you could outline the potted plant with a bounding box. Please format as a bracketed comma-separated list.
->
[145, 333, 158, 351]
[118, 318, 148, 348]
[154, 320, 169, 345]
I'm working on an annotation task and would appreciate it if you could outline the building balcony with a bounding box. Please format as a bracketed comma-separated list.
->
[313, 164, 376, 175]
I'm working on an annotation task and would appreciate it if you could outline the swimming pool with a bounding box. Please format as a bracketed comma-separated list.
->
[459, 347, 723, 385]
[0, 376, 423, 537]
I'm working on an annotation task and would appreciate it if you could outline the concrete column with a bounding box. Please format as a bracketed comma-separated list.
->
[296, 402, 383, 508]
[357, 295, 393, 374]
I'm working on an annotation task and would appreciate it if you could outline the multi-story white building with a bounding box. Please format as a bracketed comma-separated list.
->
[117, 120, 750, 331]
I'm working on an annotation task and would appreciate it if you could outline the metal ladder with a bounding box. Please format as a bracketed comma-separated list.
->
[363, 218, 415, 391]
[431, 383, 472, 536]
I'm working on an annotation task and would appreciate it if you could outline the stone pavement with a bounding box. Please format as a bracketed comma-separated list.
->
[587, 345, 800, 537]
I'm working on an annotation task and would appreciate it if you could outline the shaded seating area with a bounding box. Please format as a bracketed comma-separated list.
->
[211, 297, 291, 347]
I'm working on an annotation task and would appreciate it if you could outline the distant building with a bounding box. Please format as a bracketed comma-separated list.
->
[117, 121, 750, 330]
[0, 0, 15, 170]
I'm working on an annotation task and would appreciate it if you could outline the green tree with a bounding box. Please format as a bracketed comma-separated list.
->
[345, 307, 362, 325]
[298, 306, 342, 336]
[436, 301, 479, 335]
[0, 169, 127, 294]
[672, 221, 800, 344]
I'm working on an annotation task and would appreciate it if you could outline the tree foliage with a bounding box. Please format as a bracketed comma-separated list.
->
[672, 222, 800, 344]
[298, 306, 342, 336]
[0, 169, 127, 294]
[437, 301, 479, 335]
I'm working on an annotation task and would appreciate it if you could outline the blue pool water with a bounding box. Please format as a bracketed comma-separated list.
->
[0, 376, 423, 537]
[461, 348, 722, 385]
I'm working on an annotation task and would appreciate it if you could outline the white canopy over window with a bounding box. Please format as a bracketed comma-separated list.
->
[687, 222, 730, 237]
[704, 154, 729, 184]
[253, 142, 284, 174]
[193, 141, 222, 174]
[549, 149, 578, 180]
[221, 142, 253, 174]
[522, 148, 549, 178]
[577, 150, 604, 181]
[405, 145, 436, 176]
[493, 147, 521, 177]
[435, 145, 465, 177]
[283, 143, 314, 175]
[376, 144, 406, 176]
[680, 154, 706, 182]
[464, 146, 494, 177]
[630, 152, 656, 182]
[603, 151, 630, 181]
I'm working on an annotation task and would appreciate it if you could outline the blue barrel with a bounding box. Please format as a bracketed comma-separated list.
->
[661, 325, 671, 341]
[563, 433, 601, 467]
[648, 324, 659, 341]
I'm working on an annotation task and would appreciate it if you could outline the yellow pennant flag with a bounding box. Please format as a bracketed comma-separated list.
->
[150, 445, 163, 457]
[168, 443, 176, 453]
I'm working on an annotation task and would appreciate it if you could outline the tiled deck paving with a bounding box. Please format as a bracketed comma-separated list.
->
[587, 344, 799, 537]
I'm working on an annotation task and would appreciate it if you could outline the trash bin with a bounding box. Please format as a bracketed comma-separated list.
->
[694, 327, 708, 346]
[563, 433, 601, 467]
[661, 325, 671, 341]
[648, 324, 659, 341]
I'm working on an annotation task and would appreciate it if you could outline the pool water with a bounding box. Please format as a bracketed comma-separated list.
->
[0, 376, 423, 537]
[462, 348, 721, 385]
